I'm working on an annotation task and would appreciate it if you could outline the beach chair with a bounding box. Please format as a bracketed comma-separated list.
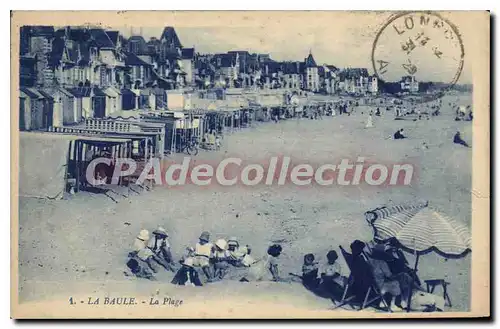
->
[332, 246, 391, 312]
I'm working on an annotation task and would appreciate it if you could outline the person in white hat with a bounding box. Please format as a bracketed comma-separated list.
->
[227, 237, 252, 267]
[133, 229, 150, 253]
[213, 239, 231, 280]
[129, 229, 160, 274]
[147, 226, 176, 272]
[190, 231, 214, 281]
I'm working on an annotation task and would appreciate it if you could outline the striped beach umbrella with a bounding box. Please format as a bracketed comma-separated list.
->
[364, 201, 429, 224]
[372, 206, 471, 258]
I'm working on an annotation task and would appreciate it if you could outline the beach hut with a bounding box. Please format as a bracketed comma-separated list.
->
[20, 132, 133, 198]
[71, 87, 93, 119]
[51, 87, 77, 126]
[121, 88, 137, 111]
[92, 87, 107, 118]
[19, 88, 42, 130]
[65, 88, 83, 124]
[152, 87, 166, 110]
[37, 89, 54, 129]
[103, 86, 122, 116]
[137, 88, 151, 109]
[19, 89, 31, 131]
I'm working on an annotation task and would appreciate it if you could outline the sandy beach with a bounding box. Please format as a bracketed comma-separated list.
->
[18, 93, 473, 312]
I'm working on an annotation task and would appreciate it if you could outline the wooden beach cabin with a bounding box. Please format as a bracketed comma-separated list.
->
[139, 88, 153, 109]
[152, 87, 167, 110]
[65, 88, 83, 124]
[83, 118, 166, 158]
[19, 88, 55, 131]
[103, 86, 122, 116]
[19, 132, 133, 199]
[140, 111, 182, 154]
[49, 87, 77, 127]
[68, 87, 93, 118]
[121, 88, 137, 111]
[37, 89, 54, 129]
[20, 88, 42, 131]
[19, 89, 31, 131]
[92, 87, 107, 118]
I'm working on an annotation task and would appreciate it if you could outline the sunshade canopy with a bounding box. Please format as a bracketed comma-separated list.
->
[372, 206, 471, 258]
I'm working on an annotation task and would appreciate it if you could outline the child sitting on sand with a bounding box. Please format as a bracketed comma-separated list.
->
[302, 253, 320, 291]
[240, 244, 284, 282]
[318, 250, 346, 301]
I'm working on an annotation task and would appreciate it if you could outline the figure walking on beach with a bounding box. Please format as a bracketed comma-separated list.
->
[365, 113, 374, 128]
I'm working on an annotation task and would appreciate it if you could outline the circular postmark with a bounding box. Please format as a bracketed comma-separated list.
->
[371, 11, 464, 103]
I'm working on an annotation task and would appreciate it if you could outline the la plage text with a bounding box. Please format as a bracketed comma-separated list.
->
[85, 297, 183, 307]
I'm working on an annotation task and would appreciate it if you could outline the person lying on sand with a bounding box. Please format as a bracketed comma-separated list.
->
[453, 131, 470, 148]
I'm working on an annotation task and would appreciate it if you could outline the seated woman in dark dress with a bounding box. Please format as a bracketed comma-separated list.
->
[349, 240, 375, 302]
[171, 257, 203, 286]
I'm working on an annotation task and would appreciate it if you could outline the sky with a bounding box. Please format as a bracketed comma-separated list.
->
[112, 12, 476, 83]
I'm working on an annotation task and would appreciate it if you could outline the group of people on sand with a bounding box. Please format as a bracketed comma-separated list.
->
[126, 227, 445, 312]
[126, 227, 177, 280]
[295, 238, 445, 312]
[126, 228, 286, 285]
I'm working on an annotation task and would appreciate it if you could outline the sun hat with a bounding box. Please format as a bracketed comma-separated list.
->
[137, 229, 150, 241]
[199, 231, 210, 242]
[215, 239, 228, 250]
[153, 226, 168, 237]
[227, 237, 239, 246]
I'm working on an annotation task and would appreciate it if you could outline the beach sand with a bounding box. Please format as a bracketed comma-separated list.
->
[17, 93, 473, 313]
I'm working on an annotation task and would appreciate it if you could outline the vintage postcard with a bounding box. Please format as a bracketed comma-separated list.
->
[10, 11, 490, 319]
